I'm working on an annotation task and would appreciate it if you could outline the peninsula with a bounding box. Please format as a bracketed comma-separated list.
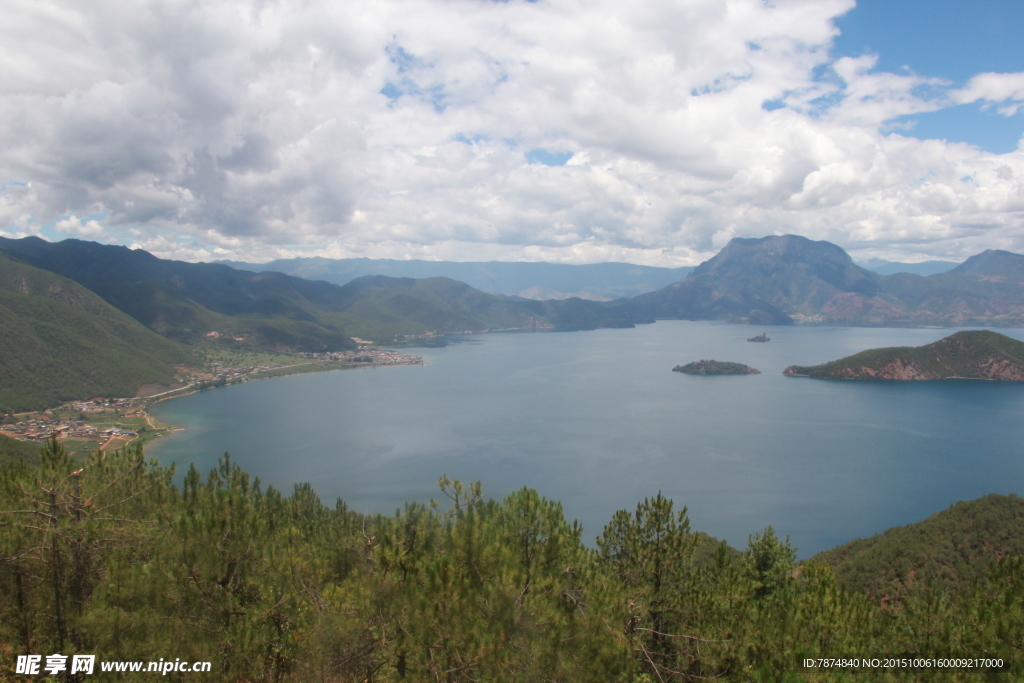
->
[783, 330, 1024, 381]
[673, 360, 761, 375]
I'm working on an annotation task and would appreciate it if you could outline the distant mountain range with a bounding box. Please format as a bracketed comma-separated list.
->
[0, 236, 649, 351]
[5, 234, 1024, 344]
[635, 235, 1024, 327]
[219, 256, 694, 301]
[220, 255, 957, 297]
[856, 258, 958, 277]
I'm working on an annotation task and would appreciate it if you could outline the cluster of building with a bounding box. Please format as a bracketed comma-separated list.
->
[171, 362, 293, 389]
[202, 362, 291, 381]
[2, 398, 145, 445]
[70, 397, 138, 412]
[1, 417, 58, 442]
[1, 418, 137, 444]
[304, 348, 424, 366]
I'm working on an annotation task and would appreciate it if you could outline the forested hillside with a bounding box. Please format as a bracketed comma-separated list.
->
[0, 251, 196, 411]
[814, 494, 1024, 603]
[2, 441, 1021, 681]
[0, 433, 39, 466]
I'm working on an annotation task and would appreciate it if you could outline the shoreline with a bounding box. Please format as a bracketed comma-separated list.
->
[2, 350, 425, 456]
[141, 353, 426, 448]
[140, 361, 353, 439]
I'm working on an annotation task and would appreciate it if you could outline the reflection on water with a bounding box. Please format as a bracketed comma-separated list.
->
[150, 321, 1024, 557]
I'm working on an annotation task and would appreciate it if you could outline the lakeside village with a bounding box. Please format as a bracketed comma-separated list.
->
[301, 348, 426, 366]
[1, 347, 423, 456]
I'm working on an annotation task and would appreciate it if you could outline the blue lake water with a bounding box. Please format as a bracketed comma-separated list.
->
[148, 321, 1024, 557]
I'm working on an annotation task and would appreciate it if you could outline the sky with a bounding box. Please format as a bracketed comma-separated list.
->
[1, 0, 1023, 267]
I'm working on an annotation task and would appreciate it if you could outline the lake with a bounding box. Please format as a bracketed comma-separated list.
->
[149, 321, 1024, 557]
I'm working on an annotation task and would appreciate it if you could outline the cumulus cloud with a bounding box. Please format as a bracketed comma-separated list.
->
[54, 215, 106, 238]
[1, 0, 1022, 265]
[955, 72, 1024, 116]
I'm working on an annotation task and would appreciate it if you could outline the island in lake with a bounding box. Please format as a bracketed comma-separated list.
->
[673, 360, 761, 375]
[747, 333, 770, 342]
[783, 330, 1024, 381]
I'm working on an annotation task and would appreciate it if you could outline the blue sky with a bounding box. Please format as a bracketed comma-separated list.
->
[2, 0, 1023, 266]
[834, 0, 1024, 153]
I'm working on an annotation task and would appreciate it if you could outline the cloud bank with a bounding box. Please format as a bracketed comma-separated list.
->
[2, 0, 1023, 265]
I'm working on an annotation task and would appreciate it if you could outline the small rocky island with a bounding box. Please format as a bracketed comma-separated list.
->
[783, 330, 1024, 381]
[673, 360, 761, 375]
[747, 333, 770, 342]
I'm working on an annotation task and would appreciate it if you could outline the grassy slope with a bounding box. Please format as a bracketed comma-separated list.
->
[0, 252, 197, 411]
[785, 330, 1024, 379]
[811, 493, 1024, 602]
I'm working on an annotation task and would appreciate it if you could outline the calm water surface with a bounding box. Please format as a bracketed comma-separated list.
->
[149, 321, 1024, 557]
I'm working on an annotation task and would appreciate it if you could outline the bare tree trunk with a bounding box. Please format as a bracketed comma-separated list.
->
[48, 488, 67, 649]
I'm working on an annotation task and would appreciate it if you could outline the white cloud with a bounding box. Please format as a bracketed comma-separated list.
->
[0, 0, 1022, 267]
[954, 72, 1024, 116]
[54, 215, 107, 238]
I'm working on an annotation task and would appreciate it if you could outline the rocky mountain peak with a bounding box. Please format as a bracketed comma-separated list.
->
[692, 235, 855, 277]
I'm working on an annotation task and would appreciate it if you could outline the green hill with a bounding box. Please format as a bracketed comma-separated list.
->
[0, 251, 196, 411]
[811, 494, 1024, 603]
[783, 330, 1024, 380]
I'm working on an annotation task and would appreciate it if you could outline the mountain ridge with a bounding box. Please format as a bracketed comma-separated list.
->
[8, 234, 1024, 354]
[218, 256, 694, 300]
[0, 237, 651, 347]
[636, 235, 1024, 327]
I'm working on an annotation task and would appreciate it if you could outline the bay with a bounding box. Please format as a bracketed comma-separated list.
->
[148, 321, 1024, 557]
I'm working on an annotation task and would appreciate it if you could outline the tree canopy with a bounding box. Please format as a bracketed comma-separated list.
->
[1, 442, 1021, 681]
